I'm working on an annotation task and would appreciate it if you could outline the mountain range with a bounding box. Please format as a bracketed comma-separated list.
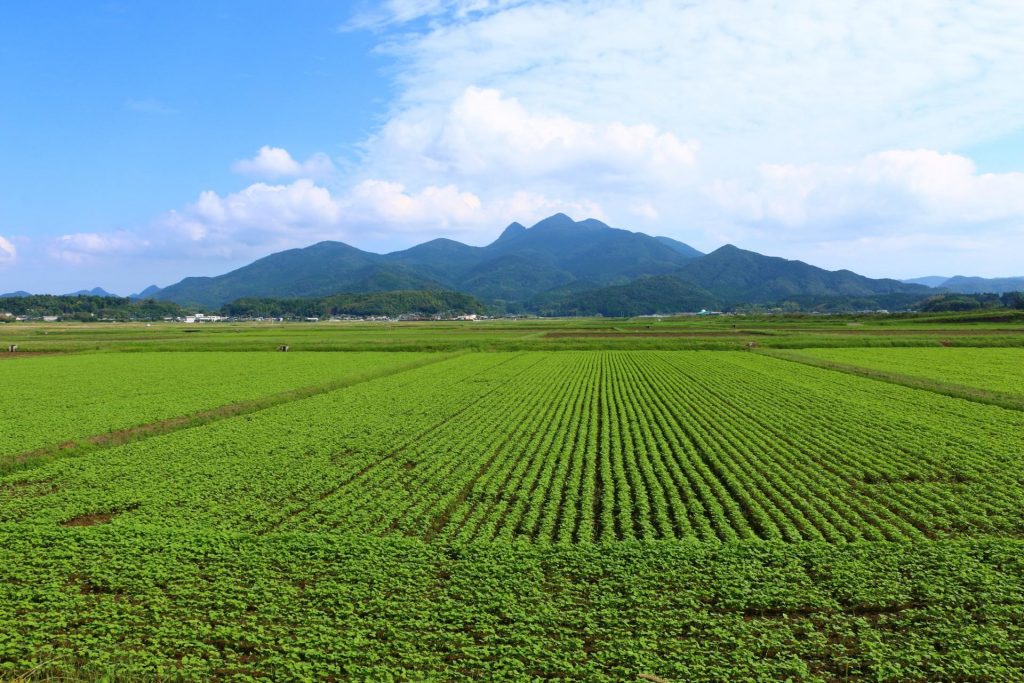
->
[903, 275, 1024, 294]
[149, 214, 932, 313]
[10, 214, 1016, 314]
[155, 214, 707, 309]
[1, 285, 164, 300]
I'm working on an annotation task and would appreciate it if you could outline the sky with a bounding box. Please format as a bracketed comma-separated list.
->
[2, 0, 1023, 294]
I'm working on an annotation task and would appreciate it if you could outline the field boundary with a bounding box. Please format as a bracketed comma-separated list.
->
[756, 348, 1024, 412]
[0, 351, 468, 476]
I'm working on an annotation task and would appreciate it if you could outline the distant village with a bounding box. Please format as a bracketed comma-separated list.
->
[1, 308, 908, 323]
[0, 311, 491, 323]
[175, 313, 487, 323]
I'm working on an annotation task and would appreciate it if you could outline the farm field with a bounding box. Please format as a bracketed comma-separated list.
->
[4, 351, 1024, 542]
[1, 321, 1024, 681]
[0, 352, 432, 465]
[793, 347, 1024, 397]
[3, 309, 1024, 354]
[3, 529, 1023, 682]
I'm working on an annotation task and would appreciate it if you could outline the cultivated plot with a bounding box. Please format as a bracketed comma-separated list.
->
[796, 347, 1024, 397]
[4, 351, 1023, 542]
[0, 351, 430, 460]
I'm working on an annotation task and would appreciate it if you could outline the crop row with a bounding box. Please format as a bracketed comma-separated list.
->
[3, 351, 1022, 542]
[272, 351, 1024, 542]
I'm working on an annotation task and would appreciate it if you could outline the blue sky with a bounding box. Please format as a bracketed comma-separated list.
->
[2, 0, 1023, 294]
[1, 2, 390, 267]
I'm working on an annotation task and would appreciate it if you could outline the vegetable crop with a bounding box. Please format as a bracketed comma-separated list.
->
[2, 348, 1023, 680]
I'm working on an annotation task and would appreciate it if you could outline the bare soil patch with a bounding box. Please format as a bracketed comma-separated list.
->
[61, 503, 139, 527]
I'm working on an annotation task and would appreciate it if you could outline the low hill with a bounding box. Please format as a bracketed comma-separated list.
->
[530, 275, 719, 316]
[65, 287, 117, 297]
[938, 276, 1024, 294]
[0, 294, 185, 320]
[221, 290, 487, 318]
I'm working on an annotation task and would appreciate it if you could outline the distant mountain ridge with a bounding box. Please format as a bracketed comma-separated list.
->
[157, 214, 706, 309]
[903, 276, 950, 288]
[151, 213, 932, 313]
[903, 276, 1024, 293]
[129, 285, 163, 300]
[65, 287, 118, 297]
[943, 276, 1024, 294]
[677, 245, 923, 306]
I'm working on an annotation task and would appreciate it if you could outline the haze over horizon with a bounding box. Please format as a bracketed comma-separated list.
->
[3, 1, 1024, 294]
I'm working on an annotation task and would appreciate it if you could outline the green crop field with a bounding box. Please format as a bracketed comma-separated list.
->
[795, 347, 1024, 396]
[0, 352, 432, 465]
[1, 319, 1024, 681]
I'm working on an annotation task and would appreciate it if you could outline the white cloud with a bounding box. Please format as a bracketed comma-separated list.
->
[50, 232, 148, 264]
[708, 150, 1024, 234]
[345, 180, 482, 228]
[232, 146, 335, 180]
[377, 1, 1024, 167]
[693, 149, 1024, 277]
[631, 201, 659, 221]
[343, 179, 604, 240]
[366, 87, 697, 189]
[53, 176, 602, 265]
[345, 0, 526, 29]
[160, 179, 343, 255]
[0, 235, 16, 265]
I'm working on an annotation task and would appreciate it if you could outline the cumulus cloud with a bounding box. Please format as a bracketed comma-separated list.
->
[345, 180, 482, 228]
[377, 0, 1024, 166]
[366, 87, 697, 189]
[54, 176, 602, 265]
[344, 179, 604, 239]
[692, 149, 1024, 277]
[232, 146, 335, 180]
[48, 181, 346, 263]
[708, 150, 1024, 234]
[0, 235, 16, 265]
[158, 179, 344, 256]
